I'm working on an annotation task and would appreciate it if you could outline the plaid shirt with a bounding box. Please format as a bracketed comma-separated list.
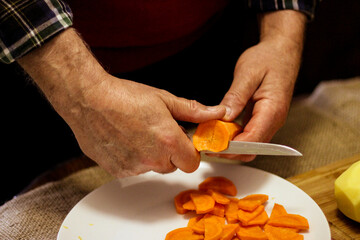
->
[0, 0, 318, 64]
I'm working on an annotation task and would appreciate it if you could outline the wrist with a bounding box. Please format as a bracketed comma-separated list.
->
[17, 28, 107, 119]
[258, 10, 306, 52]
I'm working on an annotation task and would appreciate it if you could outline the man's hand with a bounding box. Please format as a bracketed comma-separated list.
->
[219, 10, 307, 161]
[18, 28, 226, 177]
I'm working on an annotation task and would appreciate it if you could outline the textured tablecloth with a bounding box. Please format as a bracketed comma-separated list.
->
[1, 77, 360, 240]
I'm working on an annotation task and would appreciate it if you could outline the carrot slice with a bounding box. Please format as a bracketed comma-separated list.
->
[264, 225, 304, 240]
[267, 214, 309, 230]
[204, 215, 224, 240]
[236, 226, 268, 240]
[210, 203, 226, 217]
[219, 224, 240, 240]
[174, 189, 201, 214]
[191, 193, 216, 214]
[208, 189, 231, 205]
[243, 210, 269, 226]
[165, 227, 205, 240]
[183, 200, 197, 211]
[199, 177, 237, 196]
[193, 120, 242, 152]
[188, 215, 206, 234]
[225, 199, 239, 224]
[237, 194, 269, 212]
[269, 204, 287, 220]
[237, 205, 265, 225]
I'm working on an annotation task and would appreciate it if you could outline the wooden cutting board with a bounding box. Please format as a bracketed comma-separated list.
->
[287, 154, 360, 240]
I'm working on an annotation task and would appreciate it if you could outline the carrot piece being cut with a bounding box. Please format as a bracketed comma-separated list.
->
[165, 227, 205, 240]
[199, 176, 237, 196]
[191, 193, 216, 214]
[192, 120, 242, 152]
[236, 226, 268, 240]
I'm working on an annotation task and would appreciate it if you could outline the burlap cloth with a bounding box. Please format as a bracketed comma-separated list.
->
[1, 77, 360, 239]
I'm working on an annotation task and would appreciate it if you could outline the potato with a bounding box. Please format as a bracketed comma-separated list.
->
[334, 160, 360, 222]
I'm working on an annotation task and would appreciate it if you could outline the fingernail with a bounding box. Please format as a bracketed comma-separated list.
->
[225, 106, 232, 119]
[206, 105, 222, 112]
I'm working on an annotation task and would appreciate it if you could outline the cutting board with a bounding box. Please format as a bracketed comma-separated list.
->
[287, 154, 360, 240]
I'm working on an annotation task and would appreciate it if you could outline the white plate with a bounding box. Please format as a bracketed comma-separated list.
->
[57, 161, 331, 240]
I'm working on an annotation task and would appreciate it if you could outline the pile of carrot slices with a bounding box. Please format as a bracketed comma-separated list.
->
[166, 176, 309, 240]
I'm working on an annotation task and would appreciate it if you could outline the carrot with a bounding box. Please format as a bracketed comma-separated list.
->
[204, 215, 224, 240]
[165, 227, 205, 240]
[208, 189, 231, 205]
[236, 226, 268, 240]
[174, 189, 201, 214]
[219, 224, 240, 240]
[243, 210, 269, 226]
[183, 200, 197, 211]
[199, 177, 237, 196]
[210, 203, 226, 217]
[267, 214, 309, 230]
[191, 193, 216, 214]
[264, 225, 304, 240]
[237, 194, 269, 212]
[188, 215, 206, 234]
[225, 199, 240, 224]
[192, 120, 242, 152]
[268, 204, 287, 220]
[237, 205, 265, 225]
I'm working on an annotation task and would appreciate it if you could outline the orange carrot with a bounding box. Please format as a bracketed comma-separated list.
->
[174, 189, 201, 214]
[210, 203, 226, 217]
[243, 210, 269, 226]
[219, 224, 240, 240]
[237, 194, 269, 212]
[236, 226, 268, 240]
[199, 177, 237, 196]
[225, 199, 240, 224]
[208, 189, 231, 205]
[264, 225, 304, 240]
[204, 215, 224, 240]
[267, 214, 309, 230]
[191, 193, 216, 214]
[183, 200, 197, 211]
[188, 215, 206, 234]
[269, 204, 287, 220]
[165, 227, 205, 240]
[193, 120, 242, 152]
[237, 205, 265, 225]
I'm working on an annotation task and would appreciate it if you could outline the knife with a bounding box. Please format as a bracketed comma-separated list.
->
[203, 141, 302, 156]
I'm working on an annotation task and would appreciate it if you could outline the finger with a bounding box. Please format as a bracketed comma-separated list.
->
[220, 71, 261, 122]
[162, 94, 226, 123]
[162, 121, 200, 173]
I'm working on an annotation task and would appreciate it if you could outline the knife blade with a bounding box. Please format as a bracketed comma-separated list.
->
[203, 141, 302, 156]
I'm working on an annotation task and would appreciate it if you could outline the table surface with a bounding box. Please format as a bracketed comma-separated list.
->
[24, 154, 360, 239]
[287, 154, 360, 240]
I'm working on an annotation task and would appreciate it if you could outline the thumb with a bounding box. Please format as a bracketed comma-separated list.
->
[164, 96, 226, 123]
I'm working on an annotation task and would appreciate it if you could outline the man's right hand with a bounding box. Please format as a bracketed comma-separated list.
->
[18, 28, 226, 178]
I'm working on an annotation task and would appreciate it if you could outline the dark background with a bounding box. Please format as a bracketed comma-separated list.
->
[1, 0, 359, 204]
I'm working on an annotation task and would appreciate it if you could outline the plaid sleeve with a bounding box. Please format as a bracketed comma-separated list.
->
[0, 0, 73, 64]
[248, 0, 320, 20]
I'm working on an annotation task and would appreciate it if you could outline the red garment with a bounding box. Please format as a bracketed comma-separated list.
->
[67, 0, 230, 73]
